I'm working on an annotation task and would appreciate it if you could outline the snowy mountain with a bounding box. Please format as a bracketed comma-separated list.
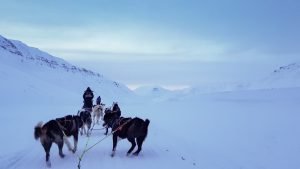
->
[133, 62, 300, 101]
[0, 35, 134, 106]
[133, 85, 193, 102]
[185, 62, 300, 92]
[134, 85, 176, 96]
[133, 83, 252, 101]
[251, 62, 300, 89]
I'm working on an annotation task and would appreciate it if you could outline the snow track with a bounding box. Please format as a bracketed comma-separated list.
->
[0, 115, 200, 169]
[1, 86, 300, 169]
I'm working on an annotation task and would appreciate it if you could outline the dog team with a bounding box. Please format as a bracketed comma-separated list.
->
[34, 87, 150, 167]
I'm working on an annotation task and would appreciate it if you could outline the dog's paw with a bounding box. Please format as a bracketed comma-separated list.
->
[59, 153, 65, 158]
[111, 151, 115, 157]
[46, 161, 51, 168]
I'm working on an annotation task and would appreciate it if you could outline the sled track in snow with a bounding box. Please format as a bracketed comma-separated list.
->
[0, 149, 29, 169]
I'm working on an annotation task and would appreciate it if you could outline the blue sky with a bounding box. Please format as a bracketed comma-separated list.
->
[1, 0, 300, 89]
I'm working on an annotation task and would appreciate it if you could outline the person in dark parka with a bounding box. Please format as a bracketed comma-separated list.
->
[96, 96, 101, 105]
[82, 87, 94, 111]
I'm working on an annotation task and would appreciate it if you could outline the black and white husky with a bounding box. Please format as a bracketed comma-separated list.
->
[34, 115, 83, 167]
[78, 109, 92, 136]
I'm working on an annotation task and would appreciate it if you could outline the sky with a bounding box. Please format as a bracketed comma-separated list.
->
[0, 0, 300, 89]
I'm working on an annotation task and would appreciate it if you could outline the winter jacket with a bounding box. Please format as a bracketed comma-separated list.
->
[83, 88, 94, 109]
[96, 96, 101, 105]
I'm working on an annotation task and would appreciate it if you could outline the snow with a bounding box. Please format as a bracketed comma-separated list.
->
[0, 35, 300, 169]
[252, 63, 300, 89]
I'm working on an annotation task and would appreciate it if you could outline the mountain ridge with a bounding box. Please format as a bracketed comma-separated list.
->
[0, 34, 134, 104]
[0, 35, 105, 78]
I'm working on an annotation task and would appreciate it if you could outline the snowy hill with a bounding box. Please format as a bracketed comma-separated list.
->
[185, 62, 300, 92]
[134, 85, 178, 97]
[133, 83, 251, 101]
[0, 35, 133, 106]
[135, 62, 300, 99]
[254, 63, 300, 89]
[133, 85, 192, 102]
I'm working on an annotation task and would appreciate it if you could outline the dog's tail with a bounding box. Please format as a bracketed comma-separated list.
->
[143, 119, 150, 140]
[145, 119, 150, 128]
[34, 121, 43, 140]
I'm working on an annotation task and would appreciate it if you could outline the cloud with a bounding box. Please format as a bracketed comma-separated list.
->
[1, 16, 299, 66]
[0, 22, 233, 62]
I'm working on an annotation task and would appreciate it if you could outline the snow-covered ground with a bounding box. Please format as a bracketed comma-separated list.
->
[1, 86, 300, 169]
[0, 35, 300, 169]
